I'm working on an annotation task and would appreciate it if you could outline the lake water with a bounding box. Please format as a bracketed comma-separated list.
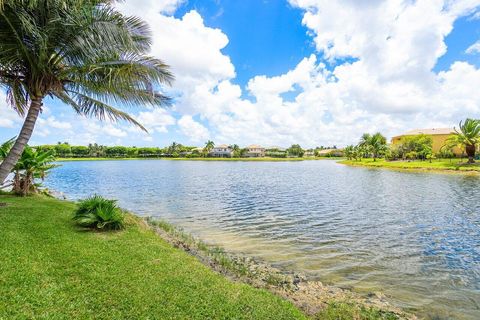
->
[45, 160, 480, 319]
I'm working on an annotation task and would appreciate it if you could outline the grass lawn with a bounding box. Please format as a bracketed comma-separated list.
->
[339, 158, 480, 173]
[0, 195, 306, 319]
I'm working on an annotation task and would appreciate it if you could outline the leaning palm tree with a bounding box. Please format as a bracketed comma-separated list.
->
[0, 0, 173, 183]
[446, 118, 480, 164]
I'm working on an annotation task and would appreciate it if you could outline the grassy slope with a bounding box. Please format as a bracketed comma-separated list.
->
[0, 195, 305, 320]
[339, 158, 480, 172]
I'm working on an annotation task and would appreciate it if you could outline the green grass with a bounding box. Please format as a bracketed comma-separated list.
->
[0, 195, 306, 319]
[339, 158, 480, 173]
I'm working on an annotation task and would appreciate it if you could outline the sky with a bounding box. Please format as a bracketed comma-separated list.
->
[2, 0, 480, 148]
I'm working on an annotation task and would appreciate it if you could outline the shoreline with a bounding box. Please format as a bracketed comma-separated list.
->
[145, 216, 414, 319]
[338, 159, 480, 175]
[12, 192, 413, 319]
[56, 157, 341, 162]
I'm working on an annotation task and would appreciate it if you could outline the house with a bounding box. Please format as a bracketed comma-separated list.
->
[245, 144, 265, 157]
[209, 144, 234, 158]
[304, 150, 315, 157]
[316, 148, 344, 157]
[391, 128, 463, 155]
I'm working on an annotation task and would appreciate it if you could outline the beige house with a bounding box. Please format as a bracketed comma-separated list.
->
[210, 144, 234, 157]
[391, 128, 463, 155]
[245, 144, 265, 157]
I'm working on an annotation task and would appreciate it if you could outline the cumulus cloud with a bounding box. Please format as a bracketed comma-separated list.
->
[118, 0, 479, 147]
[135, 108, 176, 133]
[0, 92, 21, 128]
[10, 0, 480, 148]
[117, 0, 185, 16]
[177, 115, 210, 142]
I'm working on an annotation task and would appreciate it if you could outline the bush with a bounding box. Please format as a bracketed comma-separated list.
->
[73, 195, 125, 230]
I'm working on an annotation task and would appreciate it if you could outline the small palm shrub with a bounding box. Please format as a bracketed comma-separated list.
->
[73, 195, 125, 230]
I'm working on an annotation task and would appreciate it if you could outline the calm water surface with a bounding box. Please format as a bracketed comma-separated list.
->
[45, 160, 480, 319]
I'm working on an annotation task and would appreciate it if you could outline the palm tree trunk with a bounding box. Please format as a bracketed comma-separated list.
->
[0, 98, 42, 184]
[466, 144, 475, 164]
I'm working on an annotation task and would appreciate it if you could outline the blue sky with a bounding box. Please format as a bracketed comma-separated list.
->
[1, 0, 480, 148]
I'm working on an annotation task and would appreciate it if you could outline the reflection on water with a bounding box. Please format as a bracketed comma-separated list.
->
[46, 160, 480, 319]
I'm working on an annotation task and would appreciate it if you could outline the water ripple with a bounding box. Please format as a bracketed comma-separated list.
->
[46, 160, 480, 320]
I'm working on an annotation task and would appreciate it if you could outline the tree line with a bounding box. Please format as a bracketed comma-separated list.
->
[34, 141, 343, 158]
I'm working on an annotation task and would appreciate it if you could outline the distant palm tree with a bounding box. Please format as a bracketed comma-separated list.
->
[204, 140, 215, 156]
[447, 118, 480, 164]
[370, 132, 387, 161]
[230, 144, 240, 157]
[358, 132, 386, 161]
[0, 0, 173, 183]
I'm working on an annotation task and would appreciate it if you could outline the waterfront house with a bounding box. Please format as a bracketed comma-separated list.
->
[391, 128, 463, 156]
[304, 150, 315, 157]
[209, 144, 234, 158]
[245, 144, 266, 157]
[316, 148, 343, 157]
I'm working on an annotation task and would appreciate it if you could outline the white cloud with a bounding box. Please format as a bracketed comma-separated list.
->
[177, 115, 210, 142]
[11, 0, 480, 148]
[466, 40, 480, 54]
[42, 116, 72, 130]
[135, 108, 176, 133]
[0, 92, 21, 128]
[117, 0, 185, 16]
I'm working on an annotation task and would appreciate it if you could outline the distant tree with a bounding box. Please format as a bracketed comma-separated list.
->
[55, 143, 71, 157]
[230, 144, 241, 158]
[106, 146, 128, 157]
[396, 134, 433, 160]
[71, 146, 89, 157]
[286, 144, 304, 157]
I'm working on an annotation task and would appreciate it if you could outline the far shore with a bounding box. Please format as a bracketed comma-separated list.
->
[339, 158, 480, 174]
[56, 157, 343, 162]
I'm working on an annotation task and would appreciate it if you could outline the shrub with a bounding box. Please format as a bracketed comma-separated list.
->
[73, 195, 125, 230]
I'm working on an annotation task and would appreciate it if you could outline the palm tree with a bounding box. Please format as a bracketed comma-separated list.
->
[0, 0, 173, 183]
[446, 118, 480, 164]
[358, 133, 372, 158]
[370, 132, 387, 161]
[0, 137, 15, 159]
[12, 146, 57, 195]
[358, 132, 386, 161]
[203, 140, 215, 156]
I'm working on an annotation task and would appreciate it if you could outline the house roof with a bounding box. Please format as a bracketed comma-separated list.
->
[215, 144, 230, 148]
[317, 148, 337, 154]
[247, 144, 264, 149]
[393, 128, 455, 138]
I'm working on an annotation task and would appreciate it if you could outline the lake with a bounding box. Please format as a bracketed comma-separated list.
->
[45, 159, 480, 319]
